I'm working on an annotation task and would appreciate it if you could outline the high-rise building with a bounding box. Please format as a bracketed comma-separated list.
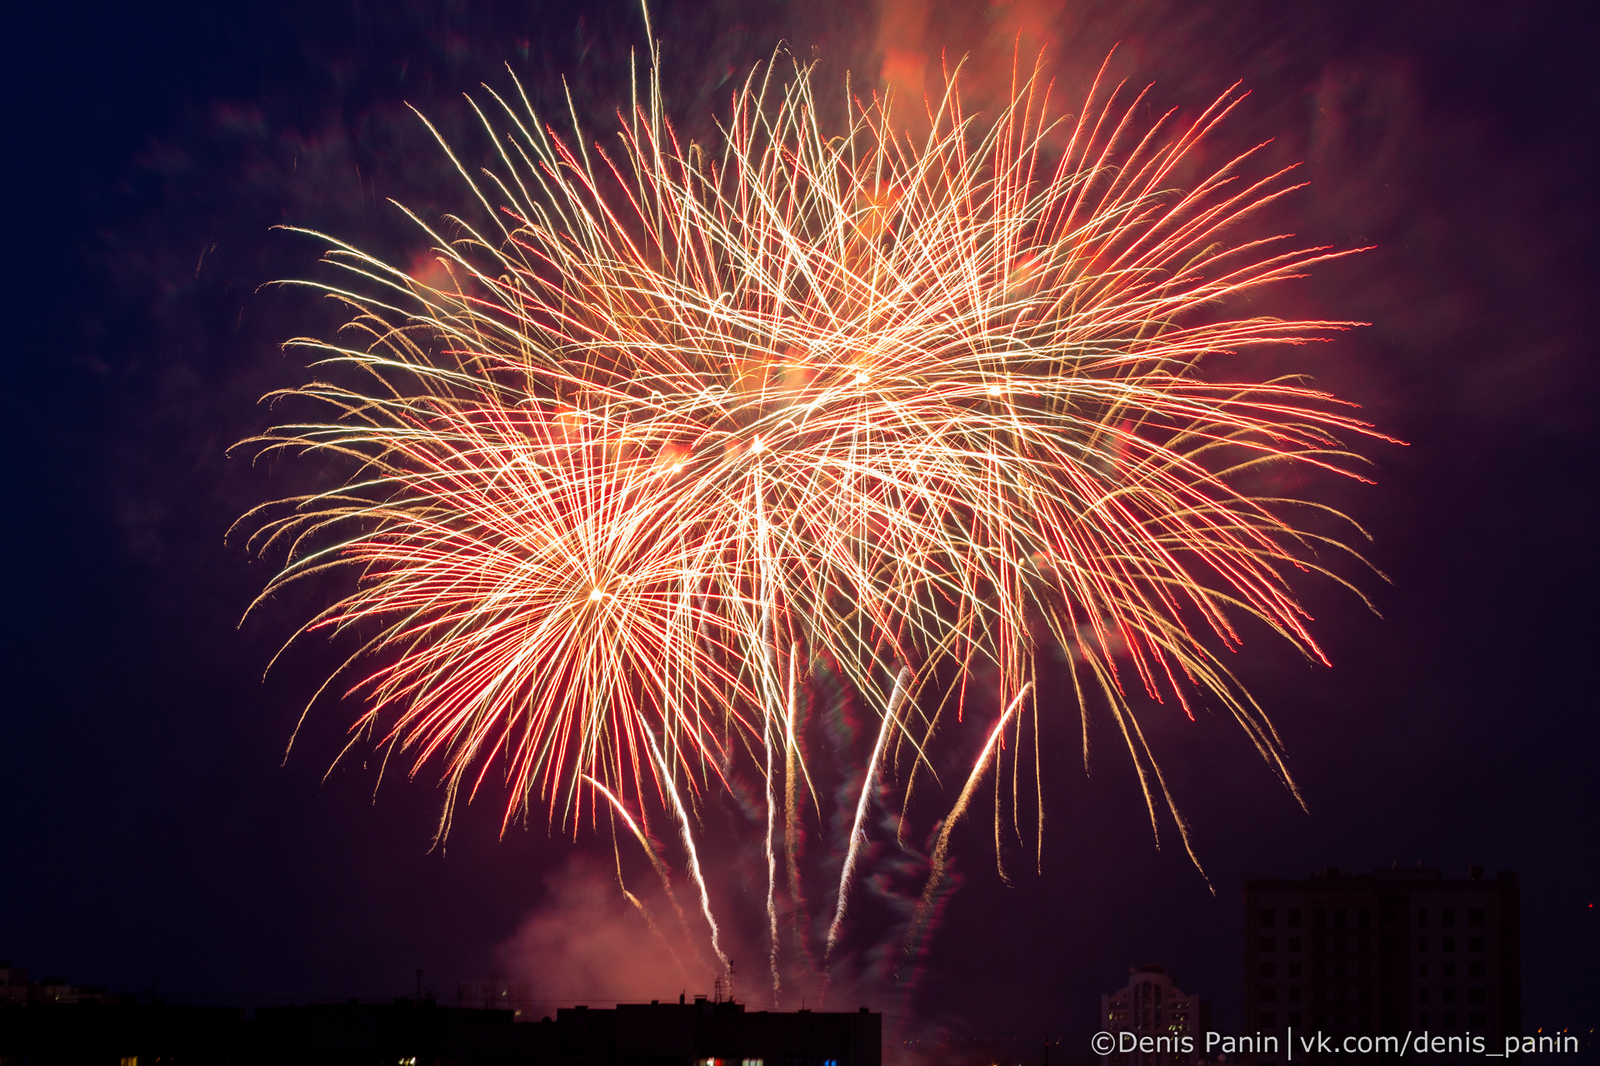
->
[1242, 866, 1520, 1062]
[1100, 964, 1203, 1066]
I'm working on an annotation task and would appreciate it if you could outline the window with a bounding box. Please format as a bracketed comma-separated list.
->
[1419, 963, 1430, 978]
[1314, 909, 1328, 929]
[1443, 988, 1457, 1004]
[1289, 963, 1302, 979]
[1419, 988, 1430, 1004]
[1468, 937, 1485, 952]
[1314, 989, 1327, 1004]
[1419, 937, 1429, 952]
[1444, 938, 1457, 953]
[1335, 1013, 1348, 1029]
[1260, 963, 1277, 978]
[1314, 963, 1327, 979]
[1289, 938, 1302, 953]
[1261, 987, 1278, 1002]
[1336, 938, 1347, 956]
[1469, 908, 1485, 927]
[1261, 909, 1278, 928]
[1289, 987, 1302, 1002]
[1418, 1012, 1429, 1026]
[1335, 910, 1349, 930]
[1290, 1013, 1302, 1027]
[1359, 938, 1370, 955]
[1260, 1012, 1277, 1028]
[1260, 937, 1277, 952]
[1314, 938, 1327, 954]
[1443, 908, 1456, 928]
[1289, 909, 1302, 927]
[1469, 963, 1485, 977]
[1359, 910, 1371, 930]
[1418, 908, 1428, 927]
[1443, 963, 1456, 978]
[1470, 1012, 1486, 1027]
[1469, 988, 1485, 1004]
[1444, 1012, 1457, 1028]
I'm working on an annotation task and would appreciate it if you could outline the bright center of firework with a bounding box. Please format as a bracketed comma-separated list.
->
[751, 436, 765, 454]
[589, 589, 604, 602]
[988, 384, 1003, 396]
[855, 371, 868, 385]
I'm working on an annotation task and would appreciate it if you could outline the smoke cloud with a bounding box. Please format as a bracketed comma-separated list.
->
[496, 855, 714, 1004]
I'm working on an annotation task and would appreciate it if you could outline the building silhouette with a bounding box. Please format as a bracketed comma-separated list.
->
[1242, 865, 1520, 1063]
[0, 963, 119, 1006]
[0, 993, 881, 1065]
[1099, 964, 1204, 1066]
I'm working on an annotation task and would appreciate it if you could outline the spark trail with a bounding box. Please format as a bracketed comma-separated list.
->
[824, 666, 913, 970]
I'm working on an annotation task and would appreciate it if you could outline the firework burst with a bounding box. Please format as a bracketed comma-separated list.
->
[238, 20, 1390, 1001]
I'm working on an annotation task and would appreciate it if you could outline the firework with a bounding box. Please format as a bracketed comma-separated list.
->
[238, 21, 1388, 1002]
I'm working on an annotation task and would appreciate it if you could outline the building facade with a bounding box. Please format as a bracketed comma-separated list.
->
[1100, 964, 1203, 1066]
[1242, 866, 1520, 1062]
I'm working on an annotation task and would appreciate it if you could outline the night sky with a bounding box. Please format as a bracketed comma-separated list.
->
[4, 0, 1596, 1053]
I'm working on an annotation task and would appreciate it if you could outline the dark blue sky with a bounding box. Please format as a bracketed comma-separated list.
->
[3, 0, 1595, 1050]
